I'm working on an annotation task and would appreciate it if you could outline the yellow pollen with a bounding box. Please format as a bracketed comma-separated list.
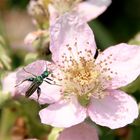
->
[61, 56, 101, 98]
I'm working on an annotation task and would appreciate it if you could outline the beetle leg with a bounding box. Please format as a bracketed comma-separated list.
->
[46, 77, 53, 81]
[15, 78, 34, 87]
[37, 87, 41, 101]
[44, 80, 61, 86]
[44, 80, 53, 85]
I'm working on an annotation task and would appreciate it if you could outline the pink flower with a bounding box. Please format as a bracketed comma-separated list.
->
[49, 0, 111, 24]
[25, 0, 111, 45]
[39, 13, 140, 129]
[58, 122, 99, 140]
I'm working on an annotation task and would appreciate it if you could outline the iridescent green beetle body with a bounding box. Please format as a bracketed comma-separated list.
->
[16, 69, 52, 100]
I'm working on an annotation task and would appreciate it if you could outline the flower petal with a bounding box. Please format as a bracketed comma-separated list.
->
[16, 60, 51, 93]
[48, 4, 59, 25]
[16, 60, 61, 104]
[58, 122, 99, 140]
[50, 13, 96, 65]
[16, 60, 55, 79]
[88, 90, 138, 129]
[76, 0, 111, 22]
[26, 82, 61, 104]
[2, 72, 17, 96]
[96, 43, 140, 89]
[39, 97, 87, 127]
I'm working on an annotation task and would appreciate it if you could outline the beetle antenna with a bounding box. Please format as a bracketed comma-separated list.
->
[23, 68, 37, 77]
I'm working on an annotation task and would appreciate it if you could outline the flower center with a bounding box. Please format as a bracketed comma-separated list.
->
[62, 56, 104, 106]
[52, 41, 116, 107]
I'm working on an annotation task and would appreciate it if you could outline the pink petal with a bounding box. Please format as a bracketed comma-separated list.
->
[16, 60, 55, 79]
[26, 82, 61, 104]
[39, 97, 87, 127]
[2, 72, 17, 96]
[16, 60, 61, 104]
[76, 0, 111, 22]
[96, 43, 140, 89]
[48, 4, 59, 25]
[16, 60, 50, 94]
[58, 122, 99, 140]
[88, 90, 138, 129]
[50, 13, 96, 65]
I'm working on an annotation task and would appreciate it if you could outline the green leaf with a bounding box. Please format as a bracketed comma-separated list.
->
[0, 97, 52, 139]
[121, 77, 140, 95]
[128, 32, 140, 46]
[89, 20, 116, 50]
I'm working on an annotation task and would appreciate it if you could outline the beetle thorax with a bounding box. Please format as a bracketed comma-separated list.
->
[36, 76, 44, 83]
[41, 71, 50, 78]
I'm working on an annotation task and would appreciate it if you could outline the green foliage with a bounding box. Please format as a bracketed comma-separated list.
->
[7, 0, 29, 9]
[121, 77, 140, 96]
[0, 36, 11, 70]
[0, 97, 52, 139]
[89, 20, 116, 50]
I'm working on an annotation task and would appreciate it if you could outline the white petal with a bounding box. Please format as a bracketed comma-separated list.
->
[76, 0, 111, 22]
[96, 43, 140, 89]
[50, 13, 96, 66]
[39, 97, 87, 127]
[88, 90, 138, 129]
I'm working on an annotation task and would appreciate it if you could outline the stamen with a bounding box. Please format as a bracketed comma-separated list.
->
[53, 44, 118, 106]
